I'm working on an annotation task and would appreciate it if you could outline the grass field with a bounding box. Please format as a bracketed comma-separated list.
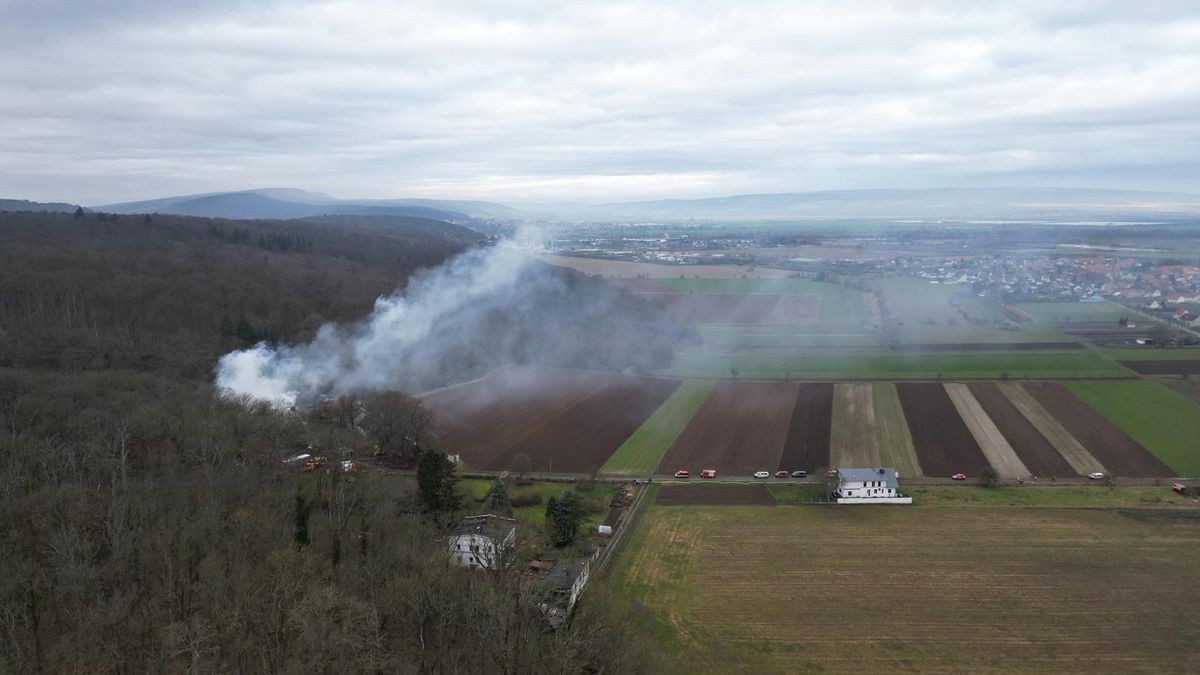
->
[870, 276, 1007, 326]
[458, 479, 616, 545]
[1065, 380, 1200, 477]
[601, 382, 714, 476]
[873, 382, 922, 476]
[661, 277, 836, 294]
[1015, 301, 1130, 323]
[613, 501, 1200, 673]
[660, 348, 1128, 379]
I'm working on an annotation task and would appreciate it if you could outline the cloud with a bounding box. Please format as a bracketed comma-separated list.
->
[1, 0, 1197, 203]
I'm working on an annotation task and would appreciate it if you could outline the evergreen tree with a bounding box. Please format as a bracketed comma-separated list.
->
[487, 479, 511, 517]
[293, 494, 311, 547]
[417, 448, 461, 516]
[73, 206, 84, 219]
[549, 489, 584, 547]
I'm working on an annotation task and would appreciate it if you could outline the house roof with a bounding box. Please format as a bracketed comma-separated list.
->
[838, 467, 899, 490]
[451, 514, 516, 540]
[543, 559, 589, 593]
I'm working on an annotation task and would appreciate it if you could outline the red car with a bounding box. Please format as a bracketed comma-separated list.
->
[673, 470, 690, 479]
[951, 473, 967, 481]
[775, 470, 790, 479]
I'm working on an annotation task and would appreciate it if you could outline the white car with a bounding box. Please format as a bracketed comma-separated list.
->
[753, 471, 770, 479]
[1088, 472, 1105, 480]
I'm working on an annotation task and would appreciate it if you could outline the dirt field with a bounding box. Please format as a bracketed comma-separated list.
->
[423, 367, 679, 473]
[944, 383, 1030, 478]
[1023, 382, 1175, 477]
[996, 382, 1104, 476]
[423, 367, 609, 468]
[890, 342, 1083, 351]
[777, 383, 833, 472]
[968, 382, 1079, 477]
[896, 383, 992, 477]
[830, 383, 880, 468]
[615, 504, 1200, 673]
[485, 376, 681, 473]
[1121, 360, 1200, 376]
[607, 277, 674, 292]
[873, 383, 922, 477]
[655, 483, 775, 505]
[641, 292, 783, 324]
[657, 381, 798, 475]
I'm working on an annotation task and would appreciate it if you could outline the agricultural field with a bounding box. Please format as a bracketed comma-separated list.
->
[614, 501, 1200, 673]
[1120, 360, 1200, 376]
[1023, 382, 1175, 478]
[967, 382, 1079, 477]
[1014, 301, 1130, 324]
[643, 292, 820, 325]
[423, 367, 680, 473]
[870, 276, 1008, 326]
[656, 381, 797, 475]
[896, 383, 991, 477]
[1100, 347, 1200, 362]
[1065, 381, 1200, 477]
[944, 383, 1029, 478]
[829, 383, 879, 467]
[659, 348, 1126, 379]
[892, 322, 1074, 345]
[778, 383, 833, 473]
[872, 383, 922, 477]
[602, 382, 714, 476]
[537, 254, 793, 279]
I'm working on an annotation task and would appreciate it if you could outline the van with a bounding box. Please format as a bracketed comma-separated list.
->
[700, 469, 717, 479]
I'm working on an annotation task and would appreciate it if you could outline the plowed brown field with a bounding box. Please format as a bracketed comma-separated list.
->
[424, 367, 680, 473]
[896, 383, 992, 477]
[967, 382, 1079, 477]
[657, 381, 798, 475]
[656, 484, 775, 505]
[778, 383, 833, 472]
[1022, 382, 1175, 477]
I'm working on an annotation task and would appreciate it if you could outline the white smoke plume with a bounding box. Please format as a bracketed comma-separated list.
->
[215, 231, 688, 406]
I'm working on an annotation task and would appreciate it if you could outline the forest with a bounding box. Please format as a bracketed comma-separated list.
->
[0, 209, 669, 673]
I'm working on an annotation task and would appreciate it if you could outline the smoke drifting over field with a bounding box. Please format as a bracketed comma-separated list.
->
[216, 235, 691, 405]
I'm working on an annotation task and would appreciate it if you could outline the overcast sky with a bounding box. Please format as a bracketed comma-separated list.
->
[1, 0, 1198, 205]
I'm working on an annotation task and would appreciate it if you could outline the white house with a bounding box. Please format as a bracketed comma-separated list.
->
[541, 559, 591, 629]
[448, 515, 516, 570]
[831, 468, 912, 505]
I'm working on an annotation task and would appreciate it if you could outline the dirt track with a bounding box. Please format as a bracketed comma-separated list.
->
[896, 383, 992, 477]
[1022, 382, 1175, 478]
[968, 382, 1080, 477]
[944, 383, 1029, 478]
[830, 383, 879, 468]
[657, 381, 798, 475]
[778, 383, 833, 472]
[656, 483, 776, 505]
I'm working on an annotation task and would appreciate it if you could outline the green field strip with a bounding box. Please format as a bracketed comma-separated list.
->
[873, 382, 922, 477]
[1014, 301, 1130, 323]
[600, 381, 715, 476]
[1099, 348, 1200, 361]
[1064, 380, 1200, 477]
[659, 350, 1129, 380]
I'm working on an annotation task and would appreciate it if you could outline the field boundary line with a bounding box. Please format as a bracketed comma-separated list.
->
[597, 483, 654, 576]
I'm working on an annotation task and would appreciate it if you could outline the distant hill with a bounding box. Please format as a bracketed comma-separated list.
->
[538, 187, 1200, 221]
[0, 198, 81, 213]
[99, 188, 522, 222]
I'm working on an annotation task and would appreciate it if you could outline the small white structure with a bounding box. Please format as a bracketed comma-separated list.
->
[541, 559, 591, 629]
[832, 468, 912, 505]
[448, 515, 516, 570]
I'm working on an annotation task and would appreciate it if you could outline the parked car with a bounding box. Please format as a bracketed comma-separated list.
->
[673, 470, 690, 479]
[951, 473, 967, 481]
[1088, 472, 1105, 480]
[753, 471, 770, 479]
[775, 470, 789, 478]
[700, 469, 717, 479]
[790, 470, 808, 478]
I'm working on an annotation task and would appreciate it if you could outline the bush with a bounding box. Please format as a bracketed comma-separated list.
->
[509, 493, 544, 508]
